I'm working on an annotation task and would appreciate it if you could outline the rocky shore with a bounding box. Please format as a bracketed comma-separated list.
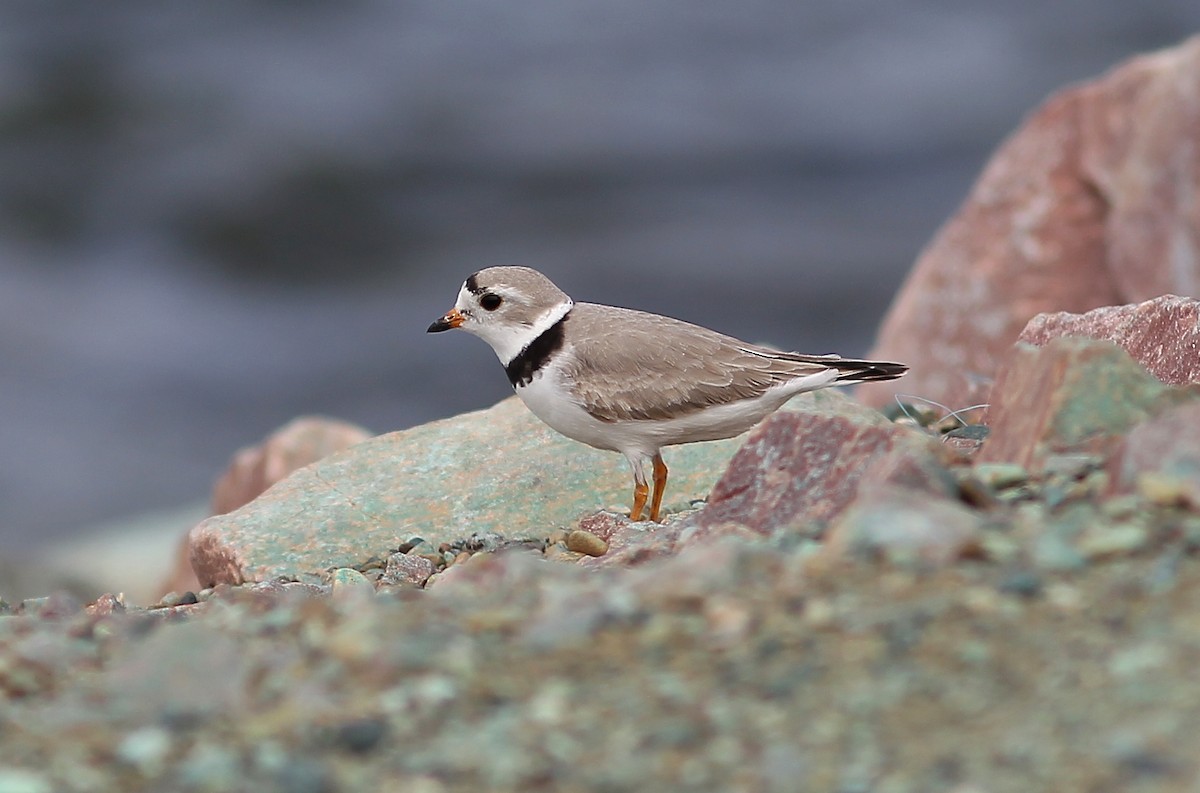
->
[3, 36, 1200, 793]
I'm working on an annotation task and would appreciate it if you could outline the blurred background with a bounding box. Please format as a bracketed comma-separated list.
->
[1, 2, 1198, 557]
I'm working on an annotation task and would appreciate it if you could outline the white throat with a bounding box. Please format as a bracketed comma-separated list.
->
[472, 298, 573, 365]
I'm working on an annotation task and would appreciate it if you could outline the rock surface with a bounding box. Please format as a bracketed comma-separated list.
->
[694, 403, 953, 537]
[823, 485, 985, 566]
[978, 337, 1198, 469]
[190, 394, 854, 586]
[163, 417, 373, 596]
[1018, 294, 1200, 386]
[859, 35, 1200, 411]
[210, 416, 374, 516]
[1110, 402, 1200, 508]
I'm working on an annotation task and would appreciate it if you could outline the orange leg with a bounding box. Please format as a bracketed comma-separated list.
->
[630, 480, 650, 522]
[649, 453, 669, 523]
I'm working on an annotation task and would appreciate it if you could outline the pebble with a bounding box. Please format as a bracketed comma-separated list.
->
[157, 591, 199, 609]
[1138, 473, 1192, 506]
[1077, 524, 1150, 560]
[973, 463, 1029, 490]
[330, 568, 374, 600]
[383, 553, 436, 587]
[997, 570, 1043, 598]
[116, 727, 172, 774]
[330, 716, 389, 754]
[566, 530, 608, 557]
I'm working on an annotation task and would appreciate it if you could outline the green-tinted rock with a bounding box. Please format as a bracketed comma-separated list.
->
[191, 391, 875, 585]
[981, 338, 1200, 470]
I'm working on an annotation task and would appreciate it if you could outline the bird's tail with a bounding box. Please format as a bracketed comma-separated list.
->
[785, 354, 908, 383]
[827, 357, 908, 383]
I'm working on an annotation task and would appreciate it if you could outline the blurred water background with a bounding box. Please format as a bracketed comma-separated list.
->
[1, 2, 1197, 552]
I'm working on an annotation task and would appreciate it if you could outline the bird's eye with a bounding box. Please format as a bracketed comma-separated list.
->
[480, 293, 503, 311]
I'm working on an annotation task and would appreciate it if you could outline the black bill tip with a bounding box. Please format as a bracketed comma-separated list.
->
[427, 318, 453, 333]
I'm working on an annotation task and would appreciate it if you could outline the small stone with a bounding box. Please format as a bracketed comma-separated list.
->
[330, 716, 389, 754]
[85, 592, 126, 616]
[1137, 473, 1193, 507]
[973, 463, 1029, 490]
[330, 568, 374, 600]
[944, 424, 990, 441]
[116, 727, 173, 775]
[566, 530, 608, 557]
[881, 402, 939, 426]
[383, 553, 436, 587]
[1077, 524, 1150, 560]
[997, 570, 1043, 598]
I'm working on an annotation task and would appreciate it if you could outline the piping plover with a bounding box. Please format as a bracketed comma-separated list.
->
[428, 266, 906, 522]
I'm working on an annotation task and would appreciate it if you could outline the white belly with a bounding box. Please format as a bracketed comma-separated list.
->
[514, 356, 835, 458]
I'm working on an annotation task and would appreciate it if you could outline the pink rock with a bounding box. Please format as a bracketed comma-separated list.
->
[85, 593, 126, 617]
[859, 36, 1200, 411]
[574, 511, 630, 544]
[382, 553, 436, 587]
[1018, 295, 1200, 386]
[172, 416, 371, 592]
[694, 410, 945, 536]
[211, 416, 373, 516]
[1109, 402, 1200, 506]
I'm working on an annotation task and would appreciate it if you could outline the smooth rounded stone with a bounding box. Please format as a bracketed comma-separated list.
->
[978, 533, 1020, 563]
[1076, 524, 1151, 560]
[566, 529, 608, 557]
[997, 570, 1044, 598]
[1138, 473, 1196, 507]
[973, 463, 1029, 490]
[0, 770, 54, 793]
[329, 568, 374, 600]
[329, 716, 389, 754]
[881, 401, 939, 426]
[116, 727, 173, 774]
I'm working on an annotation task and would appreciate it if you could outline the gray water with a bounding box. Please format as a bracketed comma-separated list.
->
[1, 2, 1197, 550]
